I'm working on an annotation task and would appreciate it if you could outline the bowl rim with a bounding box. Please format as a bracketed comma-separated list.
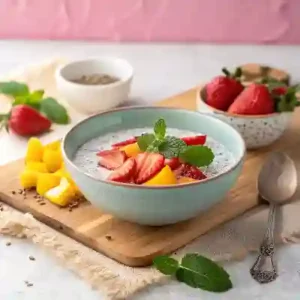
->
[62, 106, 246, 189]
[55, 57, 134, 89]
[197, 86, 287, 119]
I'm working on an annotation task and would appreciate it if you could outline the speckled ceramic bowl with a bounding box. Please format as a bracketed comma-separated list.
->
[62, 107, 245, 226]
[196, 87, 293, 149]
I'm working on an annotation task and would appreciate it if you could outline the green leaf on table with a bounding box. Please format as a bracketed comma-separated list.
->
[153, 255, 179, 275]
[158, 136, 187, 158]
[179, 145, 214, 167]
[154, 118, 166, 140]
[137, 133, 155, 151]
[0, 81, 29, 97]
[40, 97, 69, 124]
[178, 254, 232, 292]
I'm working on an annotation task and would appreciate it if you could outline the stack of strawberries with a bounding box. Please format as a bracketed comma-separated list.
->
[204, 68, 300, 115]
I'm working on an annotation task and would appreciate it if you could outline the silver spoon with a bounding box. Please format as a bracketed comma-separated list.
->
[250, 152, 297, 284]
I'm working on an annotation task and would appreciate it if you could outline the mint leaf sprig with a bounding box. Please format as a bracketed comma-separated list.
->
[137, 118, 214, 167]
[0, 81, 70, 125]
[153, 254, 233, 293]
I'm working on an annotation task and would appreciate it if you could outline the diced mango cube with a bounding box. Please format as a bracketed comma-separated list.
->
[25, 137, 44, 163]
[45, 177, 76, 207]
[36, 173, 61, 196]
[45, 140, 61, 151]
[26, 161, 48, 173]
[120, 143, 141, 157]
[20, 169, 39, 189]
[54, 168, 82, 196]
[144, 165, 177, 186]
[43, 148, 62, 173]
[177, 176, 198, 184]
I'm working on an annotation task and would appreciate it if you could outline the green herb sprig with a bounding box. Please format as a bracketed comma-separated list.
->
[137, 118, 214, 167]
[0, 81, 70, 124]
[153, 254, 233, 293]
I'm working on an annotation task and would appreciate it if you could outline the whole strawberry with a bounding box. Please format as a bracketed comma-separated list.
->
[205, 68, 244, 111]
[228, 83, 274, 115]
[7, 105, 52, 136]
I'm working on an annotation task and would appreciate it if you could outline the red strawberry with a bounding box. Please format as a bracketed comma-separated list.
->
[164, 157, 181, 170]
[228, 83, 274, 115]
[6, 105, 51, 136]
[107, 158, 136, 183]
[181, 135, 206, 146]
[135, 153, 165, 184]
[97, 149, 127, 170]
[205, 68, 244, 111]
[112, 137, 137, 148]
[174, 164, 207, 180]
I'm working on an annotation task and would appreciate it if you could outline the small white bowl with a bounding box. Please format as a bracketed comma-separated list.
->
[55, 58, 133, 115]
[196, 87, 293, 149]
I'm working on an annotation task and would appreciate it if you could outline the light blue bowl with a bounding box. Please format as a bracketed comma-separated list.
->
[62, 107, 245, 226]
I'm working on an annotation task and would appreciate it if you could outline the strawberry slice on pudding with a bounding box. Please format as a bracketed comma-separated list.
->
[97, 149, 127, 170]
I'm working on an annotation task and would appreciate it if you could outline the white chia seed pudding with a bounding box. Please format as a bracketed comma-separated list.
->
[73, 128, 236, 180]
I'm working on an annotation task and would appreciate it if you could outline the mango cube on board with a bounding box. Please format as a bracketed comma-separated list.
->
[43, 148, 63, 173]
[36, 173, 61, 196]
[20, 169, 39, 189]
[25, 137, 44, 163]
[26, 161, 48, 173]
[45, 177, 76, 207]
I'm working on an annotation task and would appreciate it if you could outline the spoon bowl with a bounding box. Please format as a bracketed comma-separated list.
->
[257, 152, 297, 204]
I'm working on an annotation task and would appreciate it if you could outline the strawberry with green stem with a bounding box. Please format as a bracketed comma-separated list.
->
[205, 67, 244, 111]
[0, 81, 70, 136]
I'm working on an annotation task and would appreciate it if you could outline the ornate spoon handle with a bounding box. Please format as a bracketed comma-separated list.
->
[250, 203, 278, 283]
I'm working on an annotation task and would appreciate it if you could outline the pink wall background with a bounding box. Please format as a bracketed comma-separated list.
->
[0, 0, 300, 44]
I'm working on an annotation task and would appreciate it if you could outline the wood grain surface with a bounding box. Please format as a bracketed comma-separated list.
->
[1, 87, 300, 267]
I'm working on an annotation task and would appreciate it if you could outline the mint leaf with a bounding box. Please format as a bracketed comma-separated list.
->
[28, 90, 44, 103]
[0, 81, 29, 97]
[146, 139, 163, 153]
[137, 133, 155, 151]
[154, 118, 166, 140]
[40, 97, 69, 124]
[158, 136, 187, 159]
[179, 145, 214, 167]
[178, 254, 232, 292]
[153, 256, 179, 275]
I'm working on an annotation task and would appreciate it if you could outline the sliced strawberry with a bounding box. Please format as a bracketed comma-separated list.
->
[107, 158, 136, 183]
[112, 137, 137, 148]
[181, 135, 207, 146]
[97, 149, 127, 170]
[164, 157, 181, 170]
[135, 153, 165, 184]
[174, 164, 207, 180]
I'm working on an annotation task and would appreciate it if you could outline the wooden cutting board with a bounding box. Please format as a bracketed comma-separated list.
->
[1, 88, 300, 267]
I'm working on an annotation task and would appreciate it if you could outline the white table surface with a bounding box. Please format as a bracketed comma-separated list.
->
[1, 41, 300, 299]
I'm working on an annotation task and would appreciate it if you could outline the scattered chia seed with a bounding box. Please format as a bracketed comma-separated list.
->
[11, 191, 16, 195]
[24, 281, 33, 287]
[6, 242, 11, 246]
[105, 235, 112, 241]
[39, 202, 46, 206]
[29, 256, 35, 261]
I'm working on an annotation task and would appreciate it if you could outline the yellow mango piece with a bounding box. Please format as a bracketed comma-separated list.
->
[20, 169, 39, 189]
[120, 143, 141, 157]
[43, 148, 63, 173]
[45, 177, 76, 207]
[26, 161, 48, 173]
[144, 165, 177, 186]
[45, 140, 61, 151]
[177, 177, 198, 184]
[54, 168, 82, 196]
[36, 173, 61, 196]
[25, 137, 44, 163]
